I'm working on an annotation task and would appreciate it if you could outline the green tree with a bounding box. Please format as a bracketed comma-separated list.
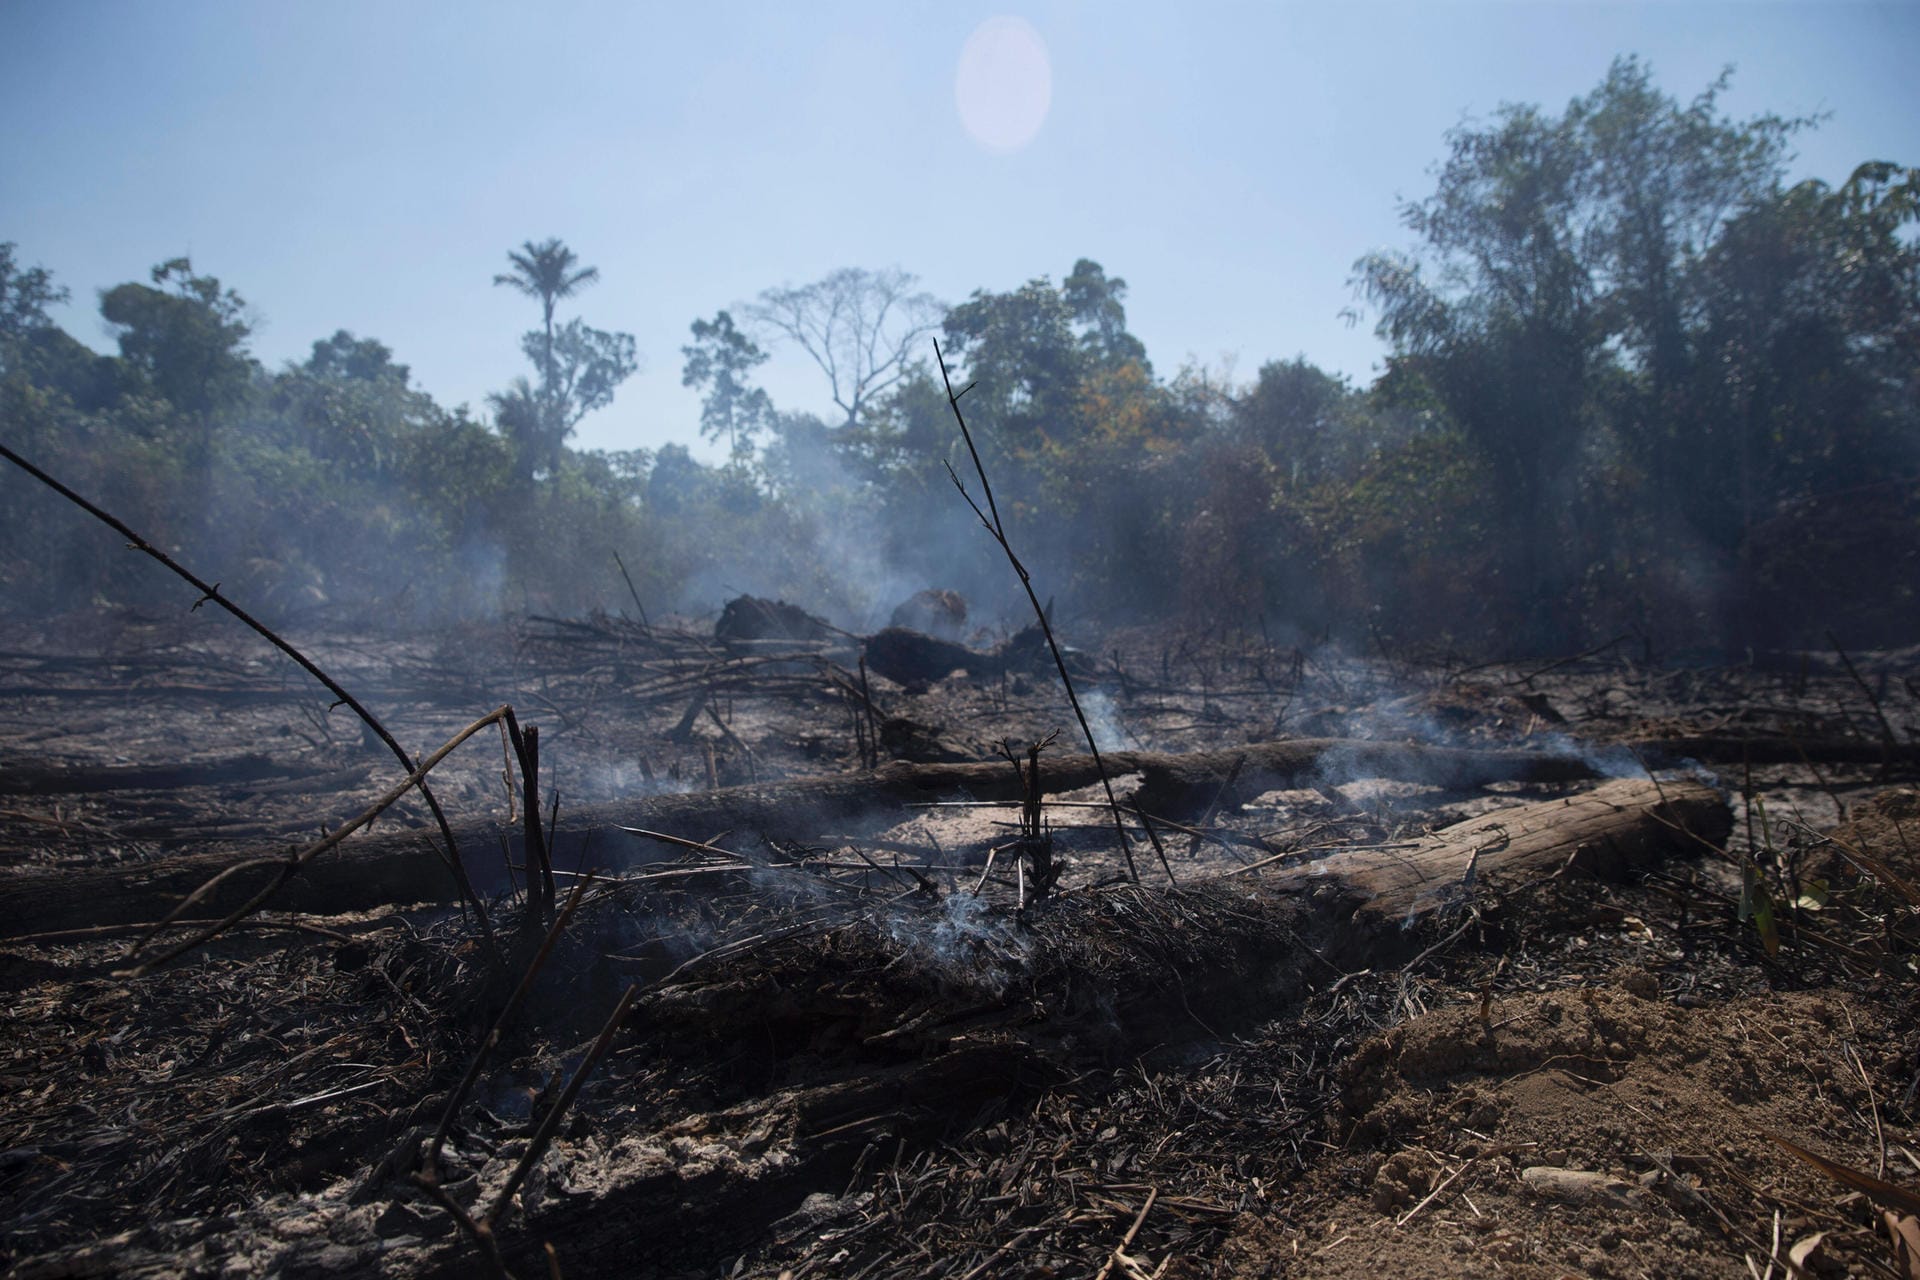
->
[99, 258, 254, 418]
[487, 377, 548, 483]
[269, 331, 434, 474]
[0, 246, 117, 410]
[306, 329, 410, 385]
[1572, 59, 1810, 504]
[940, 260, 1154, 464]
[681, 310, 775, 459]
[1061, 258, 1148, 371]
[941, 276, 1086, 470]
[1233, 357, 1366, 488]
[1681, 161, 1920, 639]
[937, 261, 1188, 608]
[524, 320, 637, 430]
[1352, 58, 1814, 640]
[1353, 98, 1594, 589]
[0, 243, 68, 371]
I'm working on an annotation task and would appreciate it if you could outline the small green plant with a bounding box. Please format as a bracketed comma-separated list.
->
[1738, 794, 1782, 956]
[1738, 794, 1834, 955]
[1737, 859, 1781, 956]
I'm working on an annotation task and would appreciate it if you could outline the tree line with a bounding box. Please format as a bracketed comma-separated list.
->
[2, 57, 1915, 652]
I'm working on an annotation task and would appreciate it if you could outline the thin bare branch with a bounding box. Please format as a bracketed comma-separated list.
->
[932, 339, 1143, 884]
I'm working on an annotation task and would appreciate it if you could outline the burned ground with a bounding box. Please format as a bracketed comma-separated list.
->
[1, 609, 1916, 1279]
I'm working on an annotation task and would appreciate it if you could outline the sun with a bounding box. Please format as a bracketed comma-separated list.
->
[954, 16, 1052, 154]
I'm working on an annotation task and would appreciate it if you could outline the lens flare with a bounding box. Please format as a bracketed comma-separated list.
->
[955, 16, 1052, 154]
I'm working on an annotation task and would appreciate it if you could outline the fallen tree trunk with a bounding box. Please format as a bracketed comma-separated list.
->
[0, 738, 1608, 938]
[0, 753, 305, 795]
[1637, 735, 1920, 768]
[1271, 775, 1730, 925]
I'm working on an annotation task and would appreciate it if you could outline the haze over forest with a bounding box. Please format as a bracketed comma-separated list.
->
[2, 8, 1917, 655]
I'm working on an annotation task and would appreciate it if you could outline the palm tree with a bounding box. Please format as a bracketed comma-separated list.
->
[494, 238, 600, 401]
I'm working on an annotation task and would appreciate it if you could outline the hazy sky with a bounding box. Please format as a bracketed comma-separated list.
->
[3, 1, 1915, 459]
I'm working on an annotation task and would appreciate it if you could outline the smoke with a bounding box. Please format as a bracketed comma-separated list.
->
[577, 760, 698, 805]
[1078, 687, 1129, 753]
[885, 891, 1030, 996]
[721, 410, 1023, 633]
[1529, 731, 1642, 781]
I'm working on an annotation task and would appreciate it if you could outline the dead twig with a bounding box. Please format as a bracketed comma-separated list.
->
[1770, 1134, 1920, 1218]
[1092, 1185, 1158, 1280]
[616, 827, 760, 865]
[1130, 800, 1178, 886]
[415, 1171, 514, 1280]
[612, 550, 651, 629]
[1395, 1157, 1477, 1228]
[1846, 1039, 1890, 1179]
[1828, 630, 1904, 770]
[501, 711, 553, 930]
[16, 917, 356, 946]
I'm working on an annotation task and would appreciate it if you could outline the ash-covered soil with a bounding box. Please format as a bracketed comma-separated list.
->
[1, 607, 1916, 1279]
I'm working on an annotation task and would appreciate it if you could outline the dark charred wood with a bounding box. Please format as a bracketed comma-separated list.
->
[714, 596, 835, 644]
[862, 623, 1093, 692]
[0, 753, 323, 795]
[862, 627, 988, 690]
[1636, 735, 1920, 767]
[876, 716, 979, 763]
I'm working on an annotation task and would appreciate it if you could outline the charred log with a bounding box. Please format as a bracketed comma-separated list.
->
[862, 623, 1094, 692]
[1637, 734, 1920, 767]
[876, 716, 980, 763]
[1275, 775, 1731, 923]
[862, 627, 986, 691]
[0, 753, 313, 795]
[0, 737, 1613, 938]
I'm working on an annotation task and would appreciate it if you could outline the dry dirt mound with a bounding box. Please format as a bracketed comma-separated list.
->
[1222, 979, 1911, 1278]
[1820, 787, 1920, 889]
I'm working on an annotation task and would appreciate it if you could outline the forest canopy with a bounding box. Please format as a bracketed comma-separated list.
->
[2, 57, 1915, 654]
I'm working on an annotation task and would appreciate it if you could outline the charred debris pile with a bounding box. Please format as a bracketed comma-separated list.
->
[4, 585, 1920, 1277]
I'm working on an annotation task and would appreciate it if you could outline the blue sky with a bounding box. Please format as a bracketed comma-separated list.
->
[3, 1, 1915, 459]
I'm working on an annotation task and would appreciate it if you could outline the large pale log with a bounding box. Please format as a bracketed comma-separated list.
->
[0, 737, 1606, 938]
[1272, 775, 1730, 926]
